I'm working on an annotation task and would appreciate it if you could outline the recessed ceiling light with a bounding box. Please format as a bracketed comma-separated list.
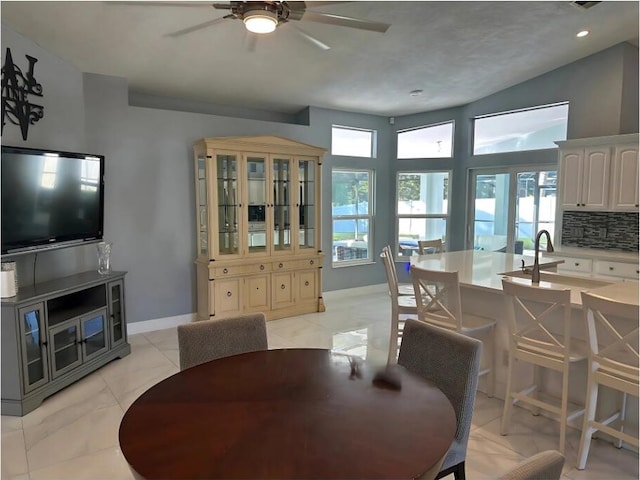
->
[576, 30, 590, 38]
[409, 89, 423, 97]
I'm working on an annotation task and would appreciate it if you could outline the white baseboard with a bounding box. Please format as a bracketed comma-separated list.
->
[324, 283, 388, 299]
[127, 313, 195, 335]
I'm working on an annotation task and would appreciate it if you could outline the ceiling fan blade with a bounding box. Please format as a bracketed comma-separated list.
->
[108, 1, 213, 7]
[287, 1, 349, 10]
[287, 23, 330, 50]
[299, 11, 390, 33]
[165, 15, 234, 38]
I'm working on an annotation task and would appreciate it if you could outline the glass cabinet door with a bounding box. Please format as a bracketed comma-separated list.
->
[18, 304, 49, 393]
[216, 153, 240, 256]
[272, 157, 292, 253]
[108, 280, 126, 347]
[297, 159, 317, 251]
[81, 310, 108, 360]
[246, 155, 268, 255]
[49, 321, 82, 378]
[196, 154, 208, 258]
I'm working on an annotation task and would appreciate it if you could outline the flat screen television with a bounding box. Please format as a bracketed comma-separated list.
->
[1, 145, 105, 256]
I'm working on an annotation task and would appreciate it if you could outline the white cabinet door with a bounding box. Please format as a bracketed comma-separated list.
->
[611, 144, 639, 211]
[559, 149, 583, 209]
[581, 146, 610, 210]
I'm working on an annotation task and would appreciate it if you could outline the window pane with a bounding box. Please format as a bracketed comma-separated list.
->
[472, 173, 510, 251]
[515, 171, 557, 254]
[474, 103, 568, 155]
[398, 122, 453, 159]
[397, 172, 448, 215]
[332, 126, 374, 158]
[398, 218, 447, 256]
[332, 169, 373, 265]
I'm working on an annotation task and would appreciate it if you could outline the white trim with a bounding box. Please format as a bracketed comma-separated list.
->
[127, 313, 195, 335]
[323, 283, 388, 299]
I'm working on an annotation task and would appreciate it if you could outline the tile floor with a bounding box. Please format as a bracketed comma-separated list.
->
[2, 285, 638, 480]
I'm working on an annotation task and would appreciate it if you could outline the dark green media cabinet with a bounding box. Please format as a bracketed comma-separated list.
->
[1, 271, 131, 416]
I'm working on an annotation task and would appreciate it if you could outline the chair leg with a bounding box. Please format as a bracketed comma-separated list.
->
[500, 353, 515, 436]
[388, 307, 399, 364]
[615, 392, 628, 449]
[454, 462, 465, 480]
[558, 364, 569, 455]
[486, 330, 495, 398]
[576, 377, 599, 470]
[531, 364, 541, 416]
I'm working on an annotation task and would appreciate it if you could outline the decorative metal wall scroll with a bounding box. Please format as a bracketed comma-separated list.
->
[2, 48, 44, 141]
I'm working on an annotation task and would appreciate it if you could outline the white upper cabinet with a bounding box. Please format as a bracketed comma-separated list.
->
[556, 134, 639, 212]
[610, 144, 639, 211]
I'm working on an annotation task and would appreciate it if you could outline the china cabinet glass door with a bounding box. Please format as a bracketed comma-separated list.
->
[217, 153, 240, 256]
[246, 155, 268, 255]
[19, 304, 49, 392]
[297, 159, 316, 251]
[272, 157, 292, 253]
[196, 154, 208, 257]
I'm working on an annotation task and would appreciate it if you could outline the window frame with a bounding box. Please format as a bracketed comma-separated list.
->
[395, 169, 451, 259]
[472, 102, 569, 156]
[331, 168, 375, 267]
[397, 120, 455, 159]
[331, 125, 376, 158]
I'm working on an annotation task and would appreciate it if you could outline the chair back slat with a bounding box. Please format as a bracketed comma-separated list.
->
[411, 266, 462, 330]
[502, 279, 572, 362]
[380, 246, 400, 300]
[581, 292, 639, 379]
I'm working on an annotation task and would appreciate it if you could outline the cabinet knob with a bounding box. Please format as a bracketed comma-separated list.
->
[305, 281, 310, 286]
[279, 263, 283, 268]
[576, 203, 580, 207]
[575, 263, 580, 266]
[280, 284, 286, 290]
[310, 260, 314, 265]
[260, 265, 265, 270]
[223, 268, 228, 274]
[609, 266, 614, 271]
[226, 291, 232, 297]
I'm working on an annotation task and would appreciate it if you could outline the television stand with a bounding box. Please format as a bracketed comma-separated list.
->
[1, 271, 130, 416]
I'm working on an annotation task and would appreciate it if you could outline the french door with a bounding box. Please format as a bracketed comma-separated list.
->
[467, 166, 557, 254]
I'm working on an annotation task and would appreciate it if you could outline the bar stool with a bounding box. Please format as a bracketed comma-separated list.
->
[576, 291, 639, 469]
[410, 265, 496, 397]
[500, 278, 586, 454]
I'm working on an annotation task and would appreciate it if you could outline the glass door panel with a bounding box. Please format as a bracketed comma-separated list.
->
[81, 310, 108, 359]
[109, 281, 125, 346]
[246, 156, 267, 254]
[19, 304, 49, 391]
[216, 154, 239, 256]
[50, 322, 81, 378]
[298, 159, 316, 250]
[272, 157, 292, 252]
[471, 173, 511, 252]
[196, 154, 208, 257]
[515, 171, 557, 255]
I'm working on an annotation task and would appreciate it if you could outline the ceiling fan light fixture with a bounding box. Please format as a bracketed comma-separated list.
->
[244, 9, 278, 34]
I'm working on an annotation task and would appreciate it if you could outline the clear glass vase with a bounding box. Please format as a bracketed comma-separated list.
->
[96, 242, 113, 275]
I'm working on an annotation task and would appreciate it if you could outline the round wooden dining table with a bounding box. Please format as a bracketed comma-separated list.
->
[119, 348, 456, 480]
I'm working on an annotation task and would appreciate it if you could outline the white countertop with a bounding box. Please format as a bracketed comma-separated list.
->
[410, 250, 639, 307]
[548, 246, 639, 263]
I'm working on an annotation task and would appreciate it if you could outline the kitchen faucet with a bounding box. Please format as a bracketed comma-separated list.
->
[531, 229, 554, 284]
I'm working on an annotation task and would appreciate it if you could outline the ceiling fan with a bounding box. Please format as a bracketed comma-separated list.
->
[112, 1, 390, 50]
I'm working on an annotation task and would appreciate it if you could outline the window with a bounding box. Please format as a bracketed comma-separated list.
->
[332, 169, 374, 265]
[473, 102, 568, 155]
[469, 167, 557, 254]
[331, 126, 375, 158]
[396, 171, 450, 257]
[397, 122, 454, 159]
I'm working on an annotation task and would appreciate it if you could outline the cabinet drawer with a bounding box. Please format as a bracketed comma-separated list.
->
[211, 263, 271, 278]
[556, 257, 592, 273]
[594, 260, 639, 279]
[272, 258, 320, 272]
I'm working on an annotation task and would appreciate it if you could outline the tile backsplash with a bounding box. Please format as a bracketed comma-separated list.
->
[562, 211, 639, 251]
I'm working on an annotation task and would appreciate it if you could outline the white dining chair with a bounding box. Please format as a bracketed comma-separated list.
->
[382, 245, 414, 295]
[418, 239, 444, 255]
[410, 265, 496, 397]
[576, 291, 639, 469]
[380, 248, 418, 364]
[501, 278, 586, 455]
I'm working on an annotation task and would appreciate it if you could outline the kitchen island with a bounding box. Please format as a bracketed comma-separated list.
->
[409, 250, 639, 445]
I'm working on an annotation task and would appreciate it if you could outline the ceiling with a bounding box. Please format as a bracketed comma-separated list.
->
[2, 1, 638, 117]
